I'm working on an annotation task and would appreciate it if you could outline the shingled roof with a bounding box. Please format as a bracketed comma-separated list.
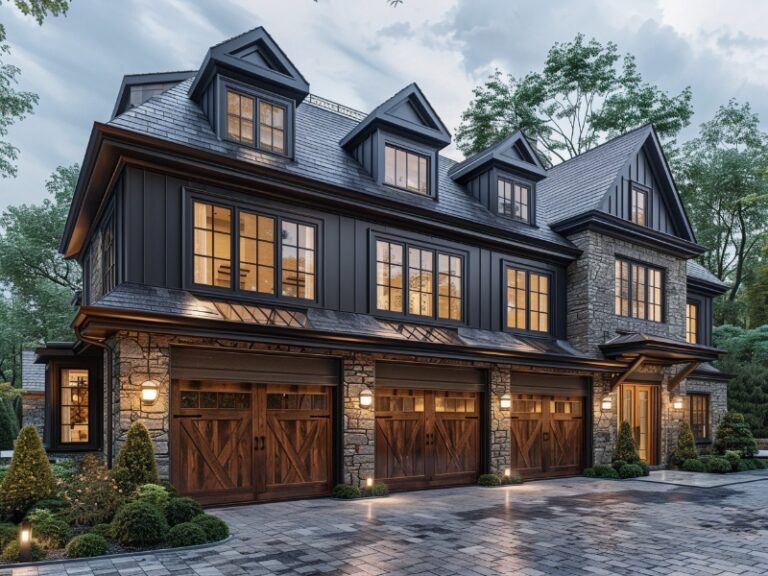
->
[687, 260, 727, 289]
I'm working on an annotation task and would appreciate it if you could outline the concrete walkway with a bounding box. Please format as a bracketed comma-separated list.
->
[3, 475, 768, 575]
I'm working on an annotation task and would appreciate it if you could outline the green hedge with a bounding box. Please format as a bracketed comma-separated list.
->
[65, 533, 108, 558]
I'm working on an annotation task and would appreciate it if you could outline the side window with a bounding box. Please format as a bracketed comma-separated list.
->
[505, 267, 550, 333]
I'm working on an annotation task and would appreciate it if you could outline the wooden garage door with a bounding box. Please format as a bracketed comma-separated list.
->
[171, 380, 333, 505]
[375, 389, 480, 490]
[510, 394, 584, 479]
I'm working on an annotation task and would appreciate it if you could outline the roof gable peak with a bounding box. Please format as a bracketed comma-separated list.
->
[448, 130, 547, 182]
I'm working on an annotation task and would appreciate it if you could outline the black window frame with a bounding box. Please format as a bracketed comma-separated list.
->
[383, 142, 431, 196]
[497, 176, 531, 224]
[614, 257, 665, 323]
[502, 263, 553, 336]
[47, 357, 102, 453]
[217, 78, 294, 158]
[630, 182, 650, 227]
[686, 301, 699, 344]
[689, 393, 711, 443]
[183, 190, 321, 305]
[370, 234, 466, 325]
[100, 208, 116, 296]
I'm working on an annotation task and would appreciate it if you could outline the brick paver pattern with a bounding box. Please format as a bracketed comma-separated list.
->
[3, 475, 768, 576]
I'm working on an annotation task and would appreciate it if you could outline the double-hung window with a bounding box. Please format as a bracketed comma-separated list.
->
[226, 89, 287, 154]
[689, 394, 710, 441]
[191, 199, 316, 301]
[384, 144, 429, 195]
[497, 178, 530, 223]
[505, 266, 550, 333]
[631, 185, 648, 226]
[374, 239, 462, 321]
[614, 258, 663, 322]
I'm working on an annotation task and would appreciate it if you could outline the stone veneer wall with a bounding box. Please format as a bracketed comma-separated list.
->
[685, 378, 728, 444]
[21, 391, 45, 439]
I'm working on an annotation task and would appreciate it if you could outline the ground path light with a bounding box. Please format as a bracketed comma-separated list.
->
[19, 521, 31, 561]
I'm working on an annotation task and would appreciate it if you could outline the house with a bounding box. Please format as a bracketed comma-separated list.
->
[36, 27, 729, 505]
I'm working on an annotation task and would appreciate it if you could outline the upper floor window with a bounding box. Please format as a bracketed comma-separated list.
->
[384, 144, 429, 195]
[226, 89, 287, 154]
[191, 199, 316, 301]
[101, 214, 116, 295]
[374, 239, 462, 321]
[505, 267, 550, 333]
[686, 302, 698, 344]
[498, 178, 530, 223]
[631, 185, 648, 226]
[689, 394, 710, 441]
[615, 258, 663, 322]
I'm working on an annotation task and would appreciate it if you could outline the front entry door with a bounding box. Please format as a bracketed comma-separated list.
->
[620, 384, 658, 464]
[375, 389, 480, 490]
[509, 394, 584, 479]
[171, 380, 333, 505]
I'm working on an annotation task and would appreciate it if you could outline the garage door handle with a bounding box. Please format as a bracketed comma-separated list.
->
[543, 432, 550, 441]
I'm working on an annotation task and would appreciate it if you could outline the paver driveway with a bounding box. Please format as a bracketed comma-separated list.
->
[3, 474, 768, 576]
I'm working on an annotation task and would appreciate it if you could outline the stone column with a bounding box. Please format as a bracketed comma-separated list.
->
[592, 373, 616, 465]
[489, 366, 511, 474]
[342, 354, 376, 488]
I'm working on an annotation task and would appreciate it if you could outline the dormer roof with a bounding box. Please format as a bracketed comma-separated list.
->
[188, 26, 309, 105]
[448, 130, 547, 182]
[340, 83, 451, 150]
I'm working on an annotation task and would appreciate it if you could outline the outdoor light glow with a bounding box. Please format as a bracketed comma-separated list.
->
[19, 525, 30, 544]
[500, 393, 511, 410]
[366, 477, 374, 488]
[504, 468, 511, 478]
[601, 395, 613, 411]
[359, 387, 373, 408]
[672, 396, 684, 410]
[141, 380, 160, 404]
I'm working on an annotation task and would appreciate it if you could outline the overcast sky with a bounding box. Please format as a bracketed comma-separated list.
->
[3, 0, 768, 209]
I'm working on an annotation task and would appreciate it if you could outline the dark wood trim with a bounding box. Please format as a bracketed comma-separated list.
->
[612, 355, 646, 390]
[668, 361, 700, 391]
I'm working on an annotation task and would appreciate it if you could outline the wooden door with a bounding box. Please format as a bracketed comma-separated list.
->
[546, 397, 584, 476]
[171, 381, 255, 505]
[509, 395, 545, 477]
[620, 384, 658, 464]
[375, 389, 479, 490]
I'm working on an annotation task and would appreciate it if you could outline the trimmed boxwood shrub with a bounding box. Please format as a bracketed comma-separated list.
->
[724, 450, 741, 471]
[26, 509, 70, 549]
[636, 460, 650, 476]
[610, 460, 627, 472]
[706, 457, 732, 474]
[614, 421, 640, 463]
[112, 501, 168, 547]
[501, 472, 524, 485]
[584, 465, 619, 479]
[65, 533, 108, 558]
[90, 523, 114, 540]
[191, 514, 229, 542]
[136, 483, 170, 511]
[167, 522, 207, 547]
[714, 412, 758, 457]
[0, 425, 55, 519]
[736, 459, 752, 472]
[618, 463, 644, 479]
[0, 522, 17, 549]
[1, 539, 45, 562]
[751, 459, 766, 470]
[111, 422, 158, 495]
[673, 421, 698, 465]
[369, 483, 389, 497]
[332, 484, 361, 499]
[477, 473, 501, 486]
[682, 458, 707, 472]
[165, 497, 203, 527]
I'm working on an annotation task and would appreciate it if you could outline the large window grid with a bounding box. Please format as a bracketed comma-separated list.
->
[615, 258, 663, 322]
[498, 178, 530, 223]
[60, 368, 90, 444]
[375, 239, 463, 322]
[226, 90, 254, 145]
[689, 394, 710, 441]
[384, 144, 429, 195]
[225, 89, 287, 155]
[505, 267, 550, 334]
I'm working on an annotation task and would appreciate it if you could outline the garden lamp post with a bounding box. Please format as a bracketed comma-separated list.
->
[19, 520, 31, 561]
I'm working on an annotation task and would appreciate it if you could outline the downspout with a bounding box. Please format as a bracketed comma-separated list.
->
[74, 325, 114, 468]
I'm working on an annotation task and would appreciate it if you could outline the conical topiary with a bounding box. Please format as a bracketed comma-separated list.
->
[672, 420, 698, 465]
[713, 412, 758, 457]
[111, 421, 158, 494]
[614, 420, 640, 463]
[0, 425, 55, 518]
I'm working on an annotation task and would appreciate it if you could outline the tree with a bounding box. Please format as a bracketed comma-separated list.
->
[745, 255, 768, 328]
[0, 424, 55, 519]
[713, 412, 758, 457]
[455, 34, 693, 163]
[672, 421, 698, 466]
[111, 421, 159, 494]
[675, 101, 768, 318]
[613, 420, 640, 463]
[0, 0, 71, 177]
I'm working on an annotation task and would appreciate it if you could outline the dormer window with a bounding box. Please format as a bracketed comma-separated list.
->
[226, 90, 255, 145]
[384, 144, 429, 195]
[224, 87, 291, 156]
[259, 101, 286, 153]
[631, 185, 648, 226]
[498, 178, 530, 223]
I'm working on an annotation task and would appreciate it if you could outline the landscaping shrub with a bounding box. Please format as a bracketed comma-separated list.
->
[0, 539, 45, 562]
[477, 473, 501, 486]
[369, 483, 389, 497]
[501, 472, 524, 485]
[65, 533, 108, 558]
[90, 523, 114, 540]
[27, 498, 70, 519]
[618, 463, 644, 479]
[611, 460, 627, 472]
[614, 421, 640, 463]
[62, 454, 123, 526]
[191, 513, 229, 542]
[706, 457, 732, 474]
[112, 501, 168, 547]
[165, 497, 203, 527]
[713, 412, 758, 457]
[51, 460, 77, 481]
[637, 460, 650, 476]
[0, 522, 17, 549]
[0, 425, 55, 519]
[111, 421, 158, 494]
[584, 464, 619, 479]
[751, 459, 766, 470]
[159, 480, 178, 497]
[166, 522, 207, 547]
[672, 421, 698, 465]
[736, 459, 752, 472]
[724, 450, 742, 471]
[26, 508, 70, 549]
[136, 483, 170, 511]
[682, 458, 707, 472]
[332, 484, 361, 499]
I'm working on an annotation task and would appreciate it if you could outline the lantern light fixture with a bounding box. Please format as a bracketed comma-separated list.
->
[601, 395, 613, 411]
[672, 396, 684, 410]
[500, 393, 512, 410]
[504, 468, 512, 478]
[366, 477, 374, 489]
[359, 387, 373, 408]
[19, 521, 31, 561]
[141, 380, 160, 405]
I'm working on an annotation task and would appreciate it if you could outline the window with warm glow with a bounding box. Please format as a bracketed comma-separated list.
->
[280, 220, 316, 300]
[631, 186, 647, 226]
[193, 201, 232, 288]
[239, 212, 275, 294]
[226, 90, 255, 145]
[686, 302, 698, 344]
[60, 368, 89, 444]
[498, 178, 530, 223]
[689, 394, 709, 441]
[376, 240, 404, 313]
[505, 267, 550, 333]
[384, 144, 429, 195]
[225, 89, 289, 155]
[259, 101, 286, 153]
[615, 258, 663, 322]
[438, 254, 462, 321]
[408, 247, 433, 317]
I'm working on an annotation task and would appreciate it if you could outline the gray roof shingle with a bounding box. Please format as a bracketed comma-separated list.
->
[687, 260, 728, 288]
[21, 350, 45, 392]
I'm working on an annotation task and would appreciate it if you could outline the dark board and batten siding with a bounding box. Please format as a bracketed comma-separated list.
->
[600, 146, 677, 235]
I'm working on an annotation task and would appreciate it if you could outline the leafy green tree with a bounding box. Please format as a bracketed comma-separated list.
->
[675, 101, 768, 321]
[745, 257, 768, 328]
[456, 34, 693, 163]
[614, 420, 640, 463]
[0, 0, 71, 177]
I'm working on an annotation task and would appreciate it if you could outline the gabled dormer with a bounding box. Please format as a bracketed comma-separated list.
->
[188, 27, 309, 159]
[448, 131, 547, 225]
[340, 83, 451, 198]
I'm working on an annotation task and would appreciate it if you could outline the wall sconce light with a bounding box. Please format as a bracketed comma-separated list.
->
[672, 396, 684, 410]
[359, 387, 373, 408]
[601, 395, 613, 411]
[504, 468, 512, 478]
[366, 477, 374, 489]
[19, 520, 31, 561]
[141, 380, 160, 405]
[500, 393, 511, 410]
